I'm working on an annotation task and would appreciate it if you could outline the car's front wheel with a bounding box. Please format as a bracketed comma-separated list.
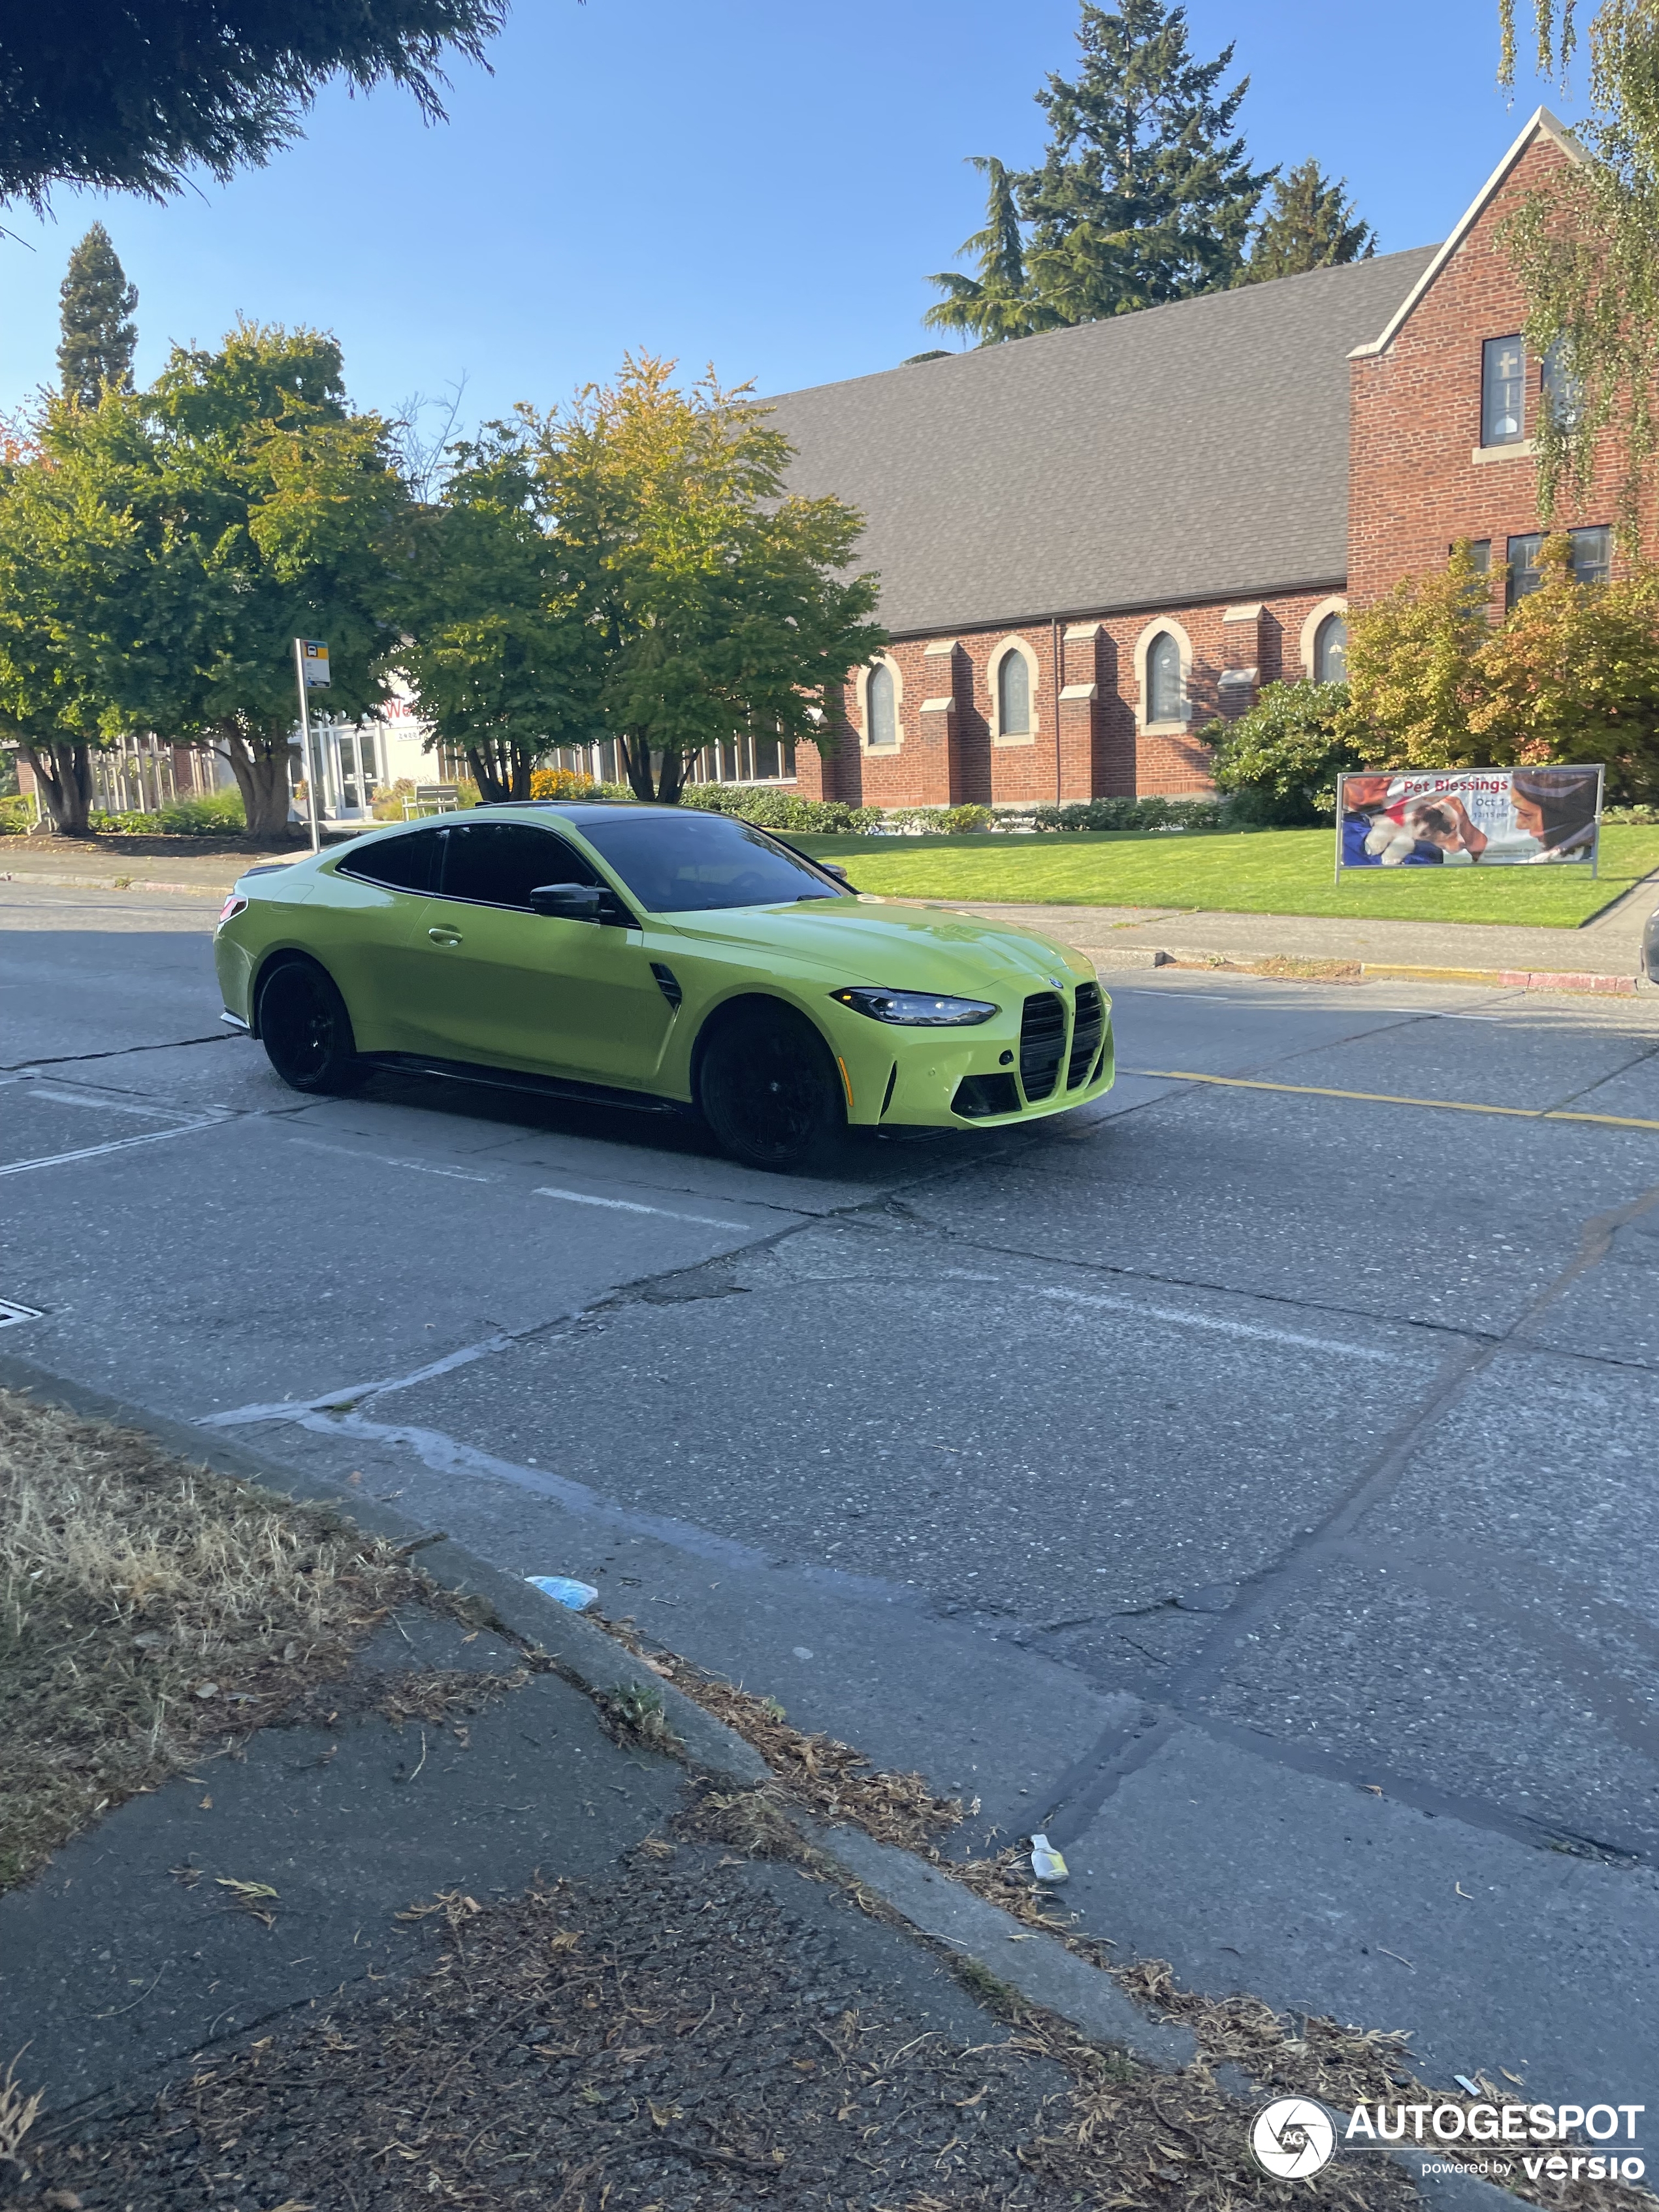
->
[697, 1004, 847, 1172]
[257, 959, 365, 1094]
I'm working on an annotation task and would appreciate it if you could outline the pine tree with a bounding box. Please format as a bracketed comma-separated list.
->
[1242, 158, 1375, 283]
[57, 225, 138, 406]
[924, 1, 1275, 342]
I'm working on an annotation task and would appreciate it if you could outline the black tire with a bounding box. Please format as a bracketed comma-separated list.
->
[257, 959, 365, 1095]
[697, 1003, 846, 1172]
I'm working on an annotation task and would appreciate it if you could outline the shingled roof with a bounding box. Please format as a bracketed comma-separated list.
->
[767, 245, 1439, 637]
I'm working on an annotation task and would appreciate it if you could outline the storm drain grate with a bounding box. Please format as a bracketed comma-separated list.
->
[0, 1298, 42, 1330]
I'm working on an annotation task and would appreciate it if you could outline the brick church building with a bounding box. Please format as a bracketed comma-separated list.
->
[772, 108, 1619, 812]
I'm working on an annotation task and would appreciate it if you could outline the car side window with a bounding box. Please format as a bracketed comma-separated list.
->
[336, 825, 443, 893]
[438, 822, 602, 908]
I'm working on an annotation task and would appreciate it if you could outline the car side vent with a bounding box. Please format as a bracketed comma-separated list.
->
[651, 962, 683, 1012]
[1067, 982, 1104, 1088]
[1019, 992, 1067, 1102]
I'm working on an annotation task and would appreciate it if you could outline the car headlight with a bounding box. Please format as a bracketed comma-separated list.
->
[830, 987, 999, 1026]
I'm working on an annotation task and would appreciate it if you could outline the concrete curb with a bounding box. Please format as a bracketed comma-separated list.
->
[1360, 961, 1639, 994]
[1, 869, 240, 895]
[1052, 943, 1641, 991]
[812, 1822, 1196, 2070]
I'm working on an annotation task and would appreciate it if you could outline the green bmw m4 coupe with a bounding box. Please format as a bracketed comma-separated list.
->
[214, 801, 1114, 1170]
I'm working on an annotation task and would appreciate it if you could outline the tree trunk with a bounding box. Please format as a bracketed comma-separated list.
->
[620, 734, 684, 802]
[656, 747, 686, 804]
[219, 724, 297, 842]
[20, 741, 95, 835]
[464, 741, 532, 803]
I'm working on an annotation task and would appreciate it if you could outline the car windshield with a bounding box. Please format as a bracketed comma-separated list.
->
[578, 812, 846, 913]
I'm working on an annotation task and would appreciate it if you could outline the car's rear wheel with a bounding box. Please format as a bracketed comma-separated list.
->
[697, 1004, 846, 1172]
[257, 959, 365, 1094]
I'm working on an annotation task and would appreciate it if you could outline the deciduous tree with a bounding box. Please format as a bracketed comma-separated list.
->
[0, 394, 152, 835]
[393, 426, 604, 802]
[142, 325, 409, 837]
[529, 356, 886, 804]
[1469, 534, 1659, 799]
[1498, 0, 1659, 536]
[1337, 543, 1493, 769]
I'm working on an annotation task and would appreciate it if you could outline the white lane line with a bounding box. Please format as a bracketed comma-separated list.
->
[29, 1083, 210, 1119]
[1036, 1284, 1393, 1362]
[288, 1136, 494, 1183]
[0, 1117, 231, 1178]
[534, 1184, 755, 1231]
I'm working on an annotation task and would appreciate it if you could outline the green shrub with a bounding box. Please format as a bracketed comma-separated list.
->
[88, 809, 163, 834]
[886, 803, 995, 833]
[1008, 795, 1226, 834]
[1204, 681, 1361, 825]
[0, 793, 32, 835]
[157, 791, 246, 835]
[678, 783, 880, 832]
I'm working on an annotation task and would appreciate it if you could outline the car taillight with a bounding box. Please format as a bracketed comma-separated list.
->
[217, 895, 248, 926]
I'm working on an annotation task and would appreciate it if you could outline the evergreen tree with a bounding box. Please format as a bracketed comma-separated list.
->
[924, 1, 1275, 342]
[57, 224, 137, 405]
[924, 158, 1062, 344]
[1022, 0, 1273, 316]
[1242, 158, 1374, 283]
[2, 0, 506, 212]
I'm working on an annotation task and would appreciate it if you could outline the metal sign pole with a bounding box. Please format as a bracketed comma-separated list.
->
[1334, 773, 1345, 884]
[293, 639, 321, 854]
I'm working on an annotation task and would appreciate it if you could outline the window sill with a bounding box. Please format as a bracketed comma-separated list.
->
[1472, 440, 1536, 464]
[1139, 717, 1194, 736]
[862, 743, 903, 756]
[992, 731, 1037, 748]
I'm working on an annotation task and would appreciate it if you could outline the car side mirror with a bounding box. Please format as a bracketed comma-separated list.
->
[529, 882, 632, 925]
[530, 882, 604, 921]
[820, 862, 850, 882]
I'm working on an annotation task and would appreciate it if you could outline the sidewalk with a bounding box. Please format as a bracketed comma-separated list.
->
[937, 882, 1656, 991]
[0, 839, 296, 897]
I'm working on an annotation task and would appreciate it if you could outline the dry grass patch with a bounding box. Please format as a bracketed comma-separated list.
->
[0, 1388, 434, 1889]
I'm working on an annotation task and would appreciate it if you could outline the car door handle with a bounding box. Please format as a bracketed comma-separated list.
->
[427, 926, 462, 945]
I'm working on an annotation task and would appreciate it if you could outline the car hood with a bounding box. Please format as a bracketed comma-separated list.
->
[656, 897, 1099, 994]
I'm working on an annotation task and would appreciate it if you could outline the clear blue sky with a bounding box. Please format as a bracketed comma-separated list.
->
[0, 0, 1579, 432]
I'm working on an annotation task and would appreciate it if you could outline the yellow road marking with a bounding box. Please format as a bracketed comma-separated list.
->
[1121, 1067, 1659, 1134]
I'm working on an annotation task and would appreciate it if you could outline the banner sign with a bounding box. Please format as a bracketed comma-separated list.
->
[1336, 767, 1603, 873]
[300, 639, 331, 688]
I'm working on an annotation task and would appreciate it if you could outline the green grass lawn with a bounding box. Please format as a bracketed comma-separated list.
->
[791, 825, 1659, 928]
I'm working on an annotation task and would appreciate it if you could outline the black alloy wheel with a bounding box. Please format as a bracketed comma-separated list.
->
[257, 960, 365, 1095]
[697, 1004, 846, 1172]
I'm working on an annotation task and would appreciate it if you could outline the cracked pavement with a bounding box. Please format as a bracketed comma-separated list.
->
[4, 877, 1659, 2107]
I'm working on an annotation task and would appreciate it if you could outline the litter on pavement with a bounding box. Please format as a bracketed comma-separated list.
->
[1029, 1832, 1069, 1882]
[526, 1575, 600, 1611]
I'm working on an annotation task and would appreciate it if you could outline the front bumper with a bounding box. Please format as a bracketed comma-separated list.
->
[827, 980, 1115, 1130]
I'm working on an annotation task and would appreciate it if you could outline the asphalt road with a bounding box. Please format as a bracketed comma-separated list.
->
[5, 878, 1658, 2112]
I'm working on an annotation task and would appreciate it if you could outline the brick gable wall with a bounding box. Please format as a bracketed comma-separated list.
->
[1349, 134, 1637, 617]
